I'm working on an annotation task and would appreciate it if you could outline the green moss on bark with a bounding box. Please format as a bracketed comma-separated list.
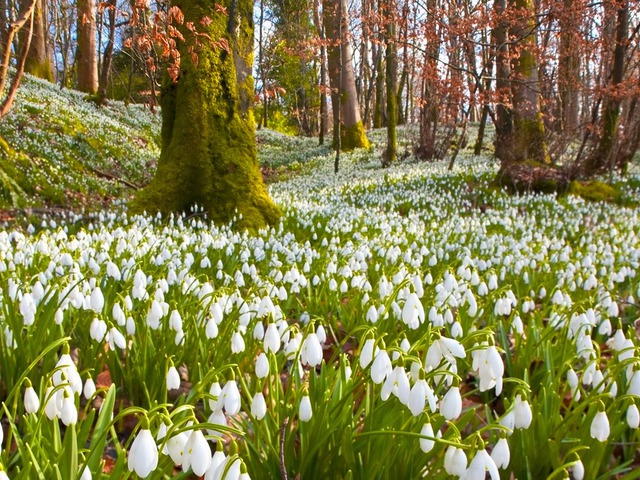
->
[335, 121, 369, 151]
[567, 181, 617, 202]
[513, 114, 550, 164]
[130, 0, 280, 231]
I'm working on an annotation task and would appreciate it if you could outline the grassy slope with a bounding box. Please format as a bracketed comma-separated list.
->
[0, 74, 161, 211]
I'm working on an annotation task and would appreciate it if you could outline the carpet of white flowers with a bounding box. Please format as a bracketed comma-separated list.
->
[1, 148, 640, 479]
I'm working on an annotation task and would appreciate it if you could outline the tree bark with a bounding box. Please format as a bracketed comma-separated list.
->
[507, 0, 550, 164]
[131, 0, 280, 229]
[21, 0, 52, 80]
[97, 0, 115, 102]
[558, 0, 581, 134]
[323, 0, 369, 150]
[416, 0, 439, 160]
[76, 0, 98, 94]
[382, 0, 396, 166]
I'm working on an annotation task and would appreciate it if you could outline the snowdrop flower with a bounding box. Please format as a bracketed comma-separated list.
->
[24, 379, 40, 414]
[627, 404, 640, 428]
[491, 438, 510, 469]
[182, 429, 212, 476]
[128, 421, 159, 478]
[107, 327, 126, 350]
[299, 395, 312, 422]
[359, 337, 378, 369]
[466, 448, 500, 480]
[61, 391, 78, 426]
[370, 349, 392, 384]
[567, 369, 580, 401]
[89, 318, 107, 343]
[44, 385, 62, 420]
[167, 431, 189, 465]
[255, 353, 269, 378]
[513, 394, 533, 429]
[83, 377, 96, 400]
[166, 364, 181, 391]
[263, 323, 281, 353]
[205, 446, 227, 480]
[572, 458, 585, 480]
[440, 385, 462, 420]
[472, 344, 504, 395]
[89, 287, 104, 313]
[251, 392, 267, 420]
[20, 293, 37, 325]
[590, 409, 610, 442]
[381, 365, 410, 405]
[218, 380, 241, 416]
[426, 334, 466, 370]
[231, 331, 245, 353]
[444, 446, 467, 476]
[53, 348, 82, 394]
[419, 422, 435, 453]
[301, 332, 323, 367]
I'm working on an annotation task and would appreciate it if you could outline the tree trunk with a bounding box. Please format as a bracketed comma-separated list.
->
[416, 0, 439, 160]
[97, 0, 115, 103]
[492, 0, 514, 162]
[21, 0, 52, 80]
[382, 0, 396, 166]
[558, 0, 581, 134]
[323, 0, 369, 150]
[507, 0, 550, 164]
[76, 0, 98, 94]
[582, 0, 628, 175]
[131, 0, 280, 230]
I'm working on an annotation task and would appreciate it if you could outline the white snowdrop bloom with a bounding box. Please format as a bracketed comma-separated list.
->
[251, 392, 267, 420]
[627, 404, 640, 428]
[83, 377, 96, 400]
[466, 449, 500, 480]
[590, 410, 610, 442]
[253, 321, 265, 340]
[60, 392, 78, 426]
[89, 318, 107, 343]
[381, 365, 410, 405]
[218, 380, 241, 416]
[89, 287, 104, 313]
[206, 410, 227, 438]
[598, 319, 612, 336]
[128, 428, 159, 478]
[551, 289, 565, 305]
[419, 422, 435, 453]
[299, 395, 312, 422]
[513, 394, 532, 429]
[316, 325, 326, 344]
[359, 338, 378, 369]
[231, 331, 246, 353]
[206, 318, 219, 339]
[255, 353, 269, 378]
[112, 303, 126, 326]
[169, 310, 183, 332]
[426, 335, 466, 370]
[402, 292, 424, 329]
[473, 345, 504, 395]
[19, 293, 37, 326]
[53, 352, 83, 394]
[608, 301, 619, 317]
[44, 386, 62, 420]
[444, 446, 467, 476]
[107, 327, 126, 350]
[263, 323, 281, 354]
[440, 386, 462, 420]
[567, 369, 580, 401]
[370, 349, 392, 384]
[106, 261, 121, 280]
[146, 300, 164, 330]
[491, 438, 510, 469]
[205, 449, 227, 480]
[24, 384, 40, 414]
[408, 378, 429, 416]
[182, 429, 212, 476]
[301, 332, 323, 367]
[126, 317, 136, 335]
[572, 458, 585, 480]
[166, 365, 181, 391]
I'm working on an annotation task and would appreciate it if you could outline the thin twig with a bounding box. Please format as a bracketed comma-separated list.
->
[280, 417, 289, 480]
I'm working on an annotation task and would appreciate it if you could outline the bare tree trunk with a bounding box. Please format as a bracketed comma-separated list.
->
[558, 0, 581, 134]
[493, 0, 513, 161]
[21, 0, 52, 80]
[76, 0, 98, 93]
[382, 0, 397, 166]
[313, 0, 328, 144]
[416, 0, 439, 160]
[97, 0, 115, 103]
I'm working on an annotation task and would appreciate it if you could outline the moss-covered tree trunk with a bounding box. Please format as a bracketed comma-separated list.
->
[558, 0, 580, 135]
[508, 0, 550, 165]
[130, 0, 280, 230]
[416, 0, 438, 160]
[20, 0, 52, 81]
[323, 0, 369, 150]
[76, 0, 98, 94]
[492, 0, 514, 162]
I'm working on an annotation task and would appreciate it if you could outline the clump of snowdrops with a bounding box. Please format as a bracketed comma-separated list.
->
[1, 152, 640, 479]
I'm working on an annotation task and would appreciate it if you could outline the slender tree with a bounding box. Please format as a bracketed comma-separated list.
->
[21, 0, 53, 80]
[323, 0, 369, 150]
[76, 0, 98, 93]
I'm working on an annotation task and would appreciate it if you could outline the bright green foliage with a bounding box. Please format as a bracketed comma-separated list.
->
[131, 0, 280, 230]
[567, 180, 618, 202]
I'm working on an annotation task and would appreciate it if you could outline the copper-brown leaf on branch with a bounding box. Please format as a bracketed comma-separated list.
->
[200, 16, 213, 27]
[168, 6, 184, 25]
